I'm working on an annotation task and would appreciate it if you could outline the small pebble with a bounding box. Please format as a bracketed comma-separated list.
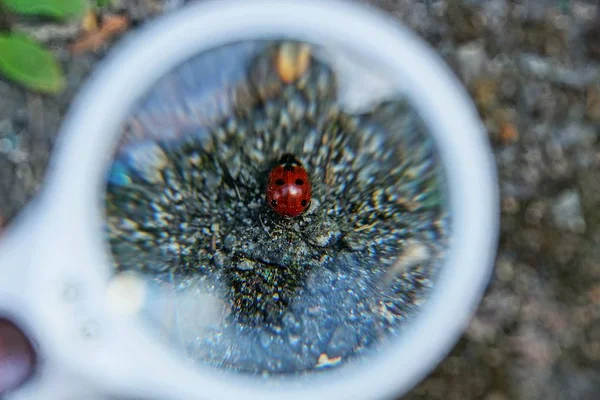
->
[502, 196, 520, 215]
[552, 190, 586, 233]
[456, 41, 487, 84]
[495, 258, 515, 283]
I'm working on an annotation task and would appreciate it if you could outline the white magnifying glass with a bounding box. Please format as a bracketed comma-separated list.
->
[0, 1, 498, 399]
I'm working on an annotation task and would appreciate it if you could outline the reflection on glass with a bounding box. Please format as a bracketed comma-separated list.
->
[103, 40, 450, 374]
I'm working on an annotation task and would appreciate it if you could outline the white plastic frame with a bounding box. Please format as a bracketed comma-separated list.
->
[0, 1, 499, 399]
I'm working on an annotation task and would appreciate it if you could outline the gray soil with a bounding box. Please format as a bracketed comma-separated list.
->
[0, 0, 599, 399]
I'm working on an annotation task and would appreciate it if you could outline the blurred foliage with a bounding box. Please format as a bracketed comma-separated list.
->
[3, 0, 85, 19]
[0, 0, 86, 93]
[0, 33, 65, 93]
[96, 0, 111, 8]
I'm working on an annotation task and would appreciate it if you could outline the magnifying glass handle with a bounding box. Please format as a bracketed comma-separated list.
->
[0, 207, 111, 399]
[0, 208, 40, 312]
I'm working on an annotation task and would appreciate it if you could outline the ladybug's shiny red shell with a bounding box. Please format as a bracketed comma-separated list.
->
[266, 154, 311, 218]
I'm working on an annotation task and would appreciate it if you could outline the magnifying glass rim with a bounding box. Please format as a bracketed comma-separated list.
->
[23, 0, 499, 399]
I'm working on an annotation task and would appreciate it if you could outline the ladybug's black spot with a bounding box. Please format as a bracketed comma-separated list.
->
[295, 178, 304, 185]
[284, 165, 295, 172]
[275, 178, 285, 186]
[271, 200, 278, 206]
[301, 199, 308, 207]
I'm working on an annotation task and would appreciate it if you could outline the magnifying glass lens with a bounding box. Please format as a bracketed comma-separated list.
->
[103, 40, 450, 374]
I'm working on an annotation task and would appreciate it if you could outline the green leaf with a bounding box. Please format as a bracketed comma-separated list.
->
[2, 0, 86, 19]
[0, 33, 66, 94]
[96, 0, 112, 7]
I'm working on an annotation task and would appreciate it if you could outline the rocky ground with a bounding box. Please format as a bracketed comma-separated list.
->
[0, 0, 599, 399]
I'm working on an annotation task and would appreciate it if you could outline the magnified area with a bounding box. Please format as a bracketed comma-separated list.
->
[104, 40, 450, 374]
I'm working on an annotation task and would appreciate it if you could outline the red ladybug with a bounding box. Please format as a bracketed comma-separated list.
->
[266, 154, 312, 218]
